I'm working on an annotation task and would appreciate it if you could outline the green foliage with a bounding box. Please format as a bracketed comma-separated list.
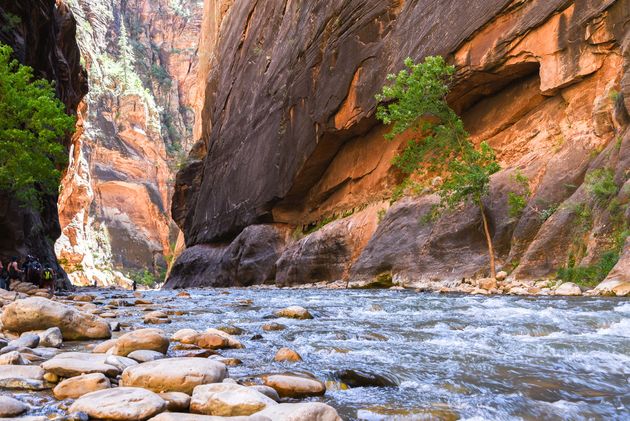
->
[128, 268, 163, 288]
[538, 203, 559, 222]
[376, 56, 500, 210]
[507, 170, 530, 218]
[0, 11, 21, 33]
[377, 209, 387, 224]
[0, 44, 75, 208]
[585, 168, 618, 202]
[151, 64, 172, 88]
[557, 251, 620, 287]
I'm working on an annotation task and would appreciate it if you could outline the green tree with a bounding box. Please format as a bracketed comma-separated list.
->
[376, 56, 501, 278]
[0, 44, 75, 208]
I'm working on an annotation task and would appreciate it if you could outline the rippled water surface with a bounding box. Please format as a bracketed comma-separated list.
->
[7, 289, 630, 420]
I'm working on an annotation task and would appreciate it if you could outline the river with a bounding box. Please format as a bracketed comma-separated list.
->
[5, 289, 630, 420]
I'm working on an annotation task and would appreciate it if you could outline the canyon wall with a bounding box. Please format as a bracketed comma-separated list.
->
[167, 0, 630, 290]
[0, 0, 87, 276]
[56, 0, 203, 286]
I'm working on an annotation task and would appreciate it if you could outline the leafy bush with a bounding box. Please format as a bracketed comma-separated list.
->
[586, 168, 618, 202]
[557, 251, 620, 287]
[0, 44, 75, 208]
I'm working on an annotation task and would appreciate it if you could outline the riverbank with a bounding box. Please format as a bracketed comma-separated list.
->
[1, 285, 628, 420]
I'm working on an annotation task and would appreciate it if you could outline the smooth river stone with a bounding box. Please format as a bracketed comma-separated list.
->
[121, 357, 228, 394]
[273, 306, 313, 319]
[0, 395, 28, 416]
[128, 350, 165, 362]
[53, 372, 111, 399]
[190, 383, 277, 416]
[41, 352, 120, 378]
[159, 392, 191, 412]
[0, 297, 111, 340]
[0, 365, 49, 390]
[250, 402, 342, 421]
[149, 414, 250, 421]
[69, 387, 167, 420]
[111, 328, 170, 356]
[261, 374, 326, 398]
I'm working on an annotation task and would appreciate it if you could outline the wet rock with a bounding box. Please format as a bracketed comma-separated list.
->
[121, 357, 228, 394]
[0, 350, 29, 365]
[0, 395, 28, 416]
[555, 282, 582, 296]
[179, 329, 243, 350]
[261, 374, 326, 398]
[111, 328, 170, 356]
[72, 295, 95, 302]
[128, 350, 165, 363]
[250, 334, 264, 341]
[37, 327, 63, 348]
[9, 333, 40, 349]
[274, 347, 302, 362]
[262, 323, 286, 332]
[69, 387, 167, 420]
[211, 357, 242, 367]
[0, 365, 49, 390]
[217, 325, 244, 335]
[104, 355, 138, 372]
[93, 338, 118, 353]
[172, 329, 197, 342]
[251, 402, 342, 421]
[274, 306, 313, 320]
[334, 369, 398, 388]
[1, 298, 111, 340]
[176, 291, 191, 298]
[159, 392, 191, 412]
[190, 383, 277, 416]
[53, 373, 111, 400]
[42, 352, 120, 378]
[149, 414, 249, 421]
[249, 385, 280, 402]
[43, 372, 59, 383]
[144, 311, 171, 325]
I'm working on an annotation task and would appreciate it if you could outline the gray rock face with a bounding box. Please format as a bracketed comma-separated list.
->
[166, 225, 287, 288]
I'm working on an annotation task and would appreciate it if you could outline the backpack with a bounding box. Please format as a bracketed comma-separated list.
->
[43, 268, 53, 280]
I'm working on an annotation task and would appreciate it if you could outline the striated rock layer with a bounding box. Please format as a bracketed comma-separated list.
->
[56, 0, 203, 286]
[0, 0, 87, 276]
[167, 0, 630, 289]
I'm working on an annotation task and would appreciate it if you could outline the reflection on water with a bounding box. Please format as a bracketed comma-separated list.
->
[5, 289, 630, 420]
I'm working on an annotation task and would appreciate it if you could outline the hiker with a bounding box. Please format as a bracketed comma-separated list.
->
[24, 256, 42, 286]
[7, 257, 22, 286]
[0, 260, 7, 290]
[132, 279, 137, 291]
[41, 266, 56, 293]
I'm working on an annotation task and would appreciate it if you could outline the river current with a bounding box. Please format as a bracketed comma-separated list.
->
[6, 289, 630, 420]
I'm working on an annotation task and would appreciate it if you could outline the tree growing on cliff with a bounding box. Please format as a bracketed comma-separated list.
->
[376, 56, 501, 278]
[0, 44, 75, 208]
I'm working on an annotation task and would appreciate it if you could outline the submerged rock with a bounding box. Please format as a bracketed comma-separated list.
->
[334, 369, 398, 388]
[1, 297, 111, 340]
[274, 347, 302, 362]
[69, 387, 167, 420]
[274, 306, 313, 320]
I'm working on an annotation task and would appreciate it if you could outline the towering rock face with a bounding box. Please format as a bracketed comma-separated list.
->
[56, 0, 203, 286]
[168, 0, 630, 289]
[0, 0, 87, 273]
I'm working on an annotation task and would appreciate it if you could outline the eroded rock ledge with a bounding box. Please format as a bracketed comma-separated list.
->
[168, 0, 630, 290]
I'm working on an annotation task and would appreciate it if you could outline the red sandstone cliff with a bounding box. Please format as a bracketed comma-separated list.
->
[56, 0, 203, 286]
[167, 0, 630, 292]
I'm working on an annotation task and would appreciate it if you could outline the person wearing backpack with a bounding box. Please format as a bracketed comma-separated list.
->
[8, 257, 22, 286]
[41, 266, 56, 293]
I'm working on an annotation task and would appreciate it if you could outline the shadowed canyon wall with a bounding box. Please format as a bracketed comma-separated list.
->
[56, 0, 203, 286]
[167, 0, 630, 289]
[0, 0, 87, 277]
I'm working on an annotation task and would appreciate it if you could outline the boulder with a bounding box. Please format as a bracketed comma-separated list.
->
[111, 329, 169, 356]
[179, 329, 243, 350]
[261, 374, 326, 398]
[555, 282, 582, 296]
[128, 350, 165, 363]
[93, 338, 119, 353]
[69, 387, 167, 420]
[172, 328, 197, 342]
[262, 323, 286, 332]
[53, 373, 111, 399]
[149, 414, 250, 421]
[159, 392, 191, 412]
[273, 306, 313, 320]
[251, 402, 342, 421]
[0, 395, 28, 417]
[190, 383, 277, 416]
[495, 271, 508, 281]
[478, 278, 497, 291]
[0, 350, 29, 365]
[37, 327, 63, 348]
[9, 333, 40, 348]
[250, 385, 280, 402]
[0, 365, 49, 390]
[274, 348, 302, 362]
[334, 369, 398, 387]
[41, 352, 120, 378]
[121, 357, 228, 394]
[105, 355, 139, 372]
[0, 297, 111, 340]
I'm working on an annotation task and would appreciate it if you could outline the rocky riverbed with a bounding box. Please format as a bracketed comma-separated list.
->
[0, 283, 628, 420]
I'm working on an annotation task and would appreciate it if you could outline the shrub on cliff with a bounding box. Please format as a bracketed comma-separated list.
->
[376, 56, 501, 278]
[0, 43, 75, 208]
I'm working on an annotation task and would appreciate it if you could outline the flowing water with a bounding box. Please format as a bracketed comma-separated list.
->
[6, 289, 630, 420]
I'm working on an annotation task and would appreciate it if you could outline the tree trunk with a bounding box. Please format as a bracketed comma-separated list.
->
[479, 202, 496, 279]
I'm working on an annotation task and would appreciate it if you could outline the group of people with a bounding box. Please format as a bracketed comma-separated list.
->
[0, 255, 57, 292]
